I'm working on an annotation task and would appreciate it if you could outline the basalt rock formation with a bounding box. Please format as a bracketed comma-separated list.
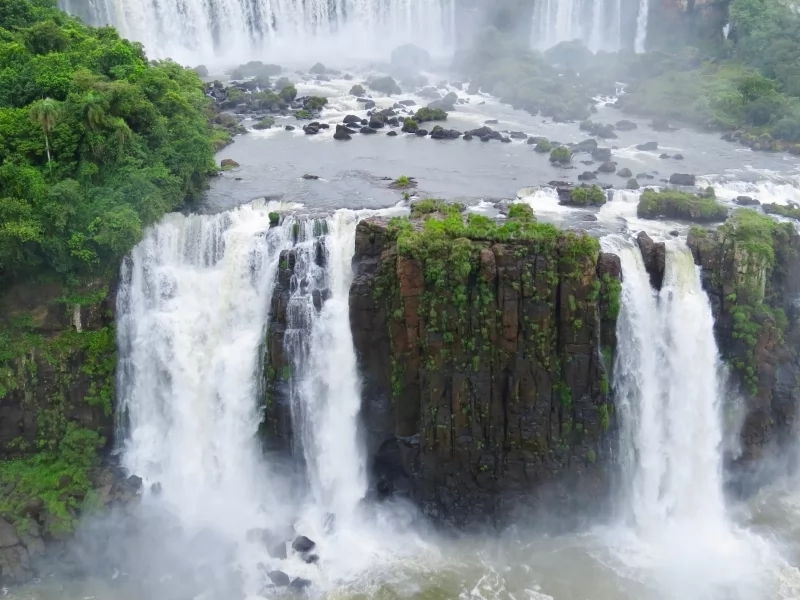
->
[347, 207, 621, 525]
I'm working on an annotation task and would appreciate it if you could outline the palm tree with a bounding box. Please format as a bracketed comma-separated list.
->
[29, 98, 60, 171]
[82, 92, 106, 130]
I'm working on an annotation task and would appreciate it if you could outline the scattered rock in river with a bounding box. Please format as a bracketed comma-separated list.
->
[669, 173, 696, 186]
[673, 154, 684, 160]
[615, 119, 637, 131]
[292, 536, 316, 553]
[627, 178, 640, 189]
[349, 84, 366, 96]
[333, 124, 353, 140]
[368, 75, 401, 95]
[591, 148, 612, 162]
[578, 171, 596, 181]
[302, 174, 319, 180]
[291, 577, 312, 590]
[268, 570, 291, 586]
[636, 141, 659, 151]
[360, 126, 378, 134]
[598, 161, 617, 173]
[735, 195, 760, 206]
[387, 130, 398, 137]
[617, 168, 633, 178]
[220, 158, 239, 169]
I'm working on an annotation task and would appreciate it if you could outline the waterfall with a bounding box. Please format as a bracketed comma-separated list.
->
[610, 239, 726, 529]
[61, 0, 456, 66]
[634, 0, 649, 53]
[533, 0, 648, 53]
[601, 236, 775, 598]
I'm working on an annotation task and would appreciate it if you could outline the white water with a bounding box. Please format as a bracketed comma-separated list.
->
[533, 0, 648, 53]
[61, 0, 456, 67]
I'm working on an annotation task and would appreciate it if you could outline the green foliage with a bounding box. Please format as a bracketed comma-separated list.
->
[253, 116, 275, 129]
[268, 211, 279, 226]
[571, 184, 606, 206]
[279, 85, 297, 102]
[637, 189, 728, 222]
[763, 202, 800, 221]
[393, 175, 413, 189]
[601, 274, 622, 320]
[533, 139, 552, 153]
[549, 146, 572, 164]
[305, 96, 327, 110]
[413, 107, 447, 122]
[0, 0, 217, 287]
[294, 109, 312, 119]
[0, 424, 104, 535]
[508, 203, 534, 221]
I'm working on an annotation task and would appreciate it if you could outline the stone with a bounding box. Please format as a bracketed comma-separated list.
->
[387, 130, 398, 137]
[309, 62, 327, 75]
[368, 116, 385, 129]
[617, 168, 632, 178]
[615, 119, 637, 131]
[399, 99, 416, 106]
[659, 153, 670, 159]
[673, 154, 685, 160]
[627, 178, 640, 190]
[598, 161, 617, 173]
[360, 126, 378, 134]
[291, 577, 312, 590]
[669, 173, 696, 186]
[292, 536, 316, 552]
[302, 553, 319, 564]
[591, 148, 612, 162]
[343, 115, 361, 124]
[368, 76, 401, 95]
[735, 196, 760, 206]
[268, 570, 290, 586]
[302, 174, 319, 180]
[484, 119, 499, 125]
[636, 231, 666, 291]
[284, 125, 295, 131]
[0, 520, 20, 548]
[578, 171, 596, 181]
[636, 141, 658, 151]
[416, 129, 428, 136]
[334, 124, 353, 141]
[220, 158, 239, 168]
[349, 84, 366, 96]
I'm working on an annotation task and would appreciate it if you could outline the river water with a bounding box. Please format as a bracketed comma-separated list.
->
[9, 64, 800, 600]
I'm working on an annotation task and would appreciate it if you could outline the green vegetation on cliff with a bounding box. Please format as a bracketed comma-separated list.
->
[0, 0, 219, 287]
[637, 189, 728, 223]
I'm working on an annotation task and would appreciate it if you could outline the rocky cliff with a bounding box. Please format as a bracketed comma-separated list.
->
[345, 203, 621, 525]
[0, 280, 127, 582]
[688, 209, 800, 489]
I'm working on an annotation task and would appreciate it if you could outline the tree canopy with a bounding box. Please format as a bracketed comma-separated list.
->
[0, 0, 218, 286]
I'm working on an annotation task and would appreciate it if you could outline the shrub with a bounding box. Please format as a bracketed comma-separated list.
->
[414, 107, 448, 122]
[549, 146, 572, 164]
[637, 189, 728, 222]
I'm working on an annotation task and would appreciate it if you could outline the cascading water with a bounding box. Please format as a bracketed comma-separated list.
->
[532, 0, 648, 53]
[60, 0, 456, 66]
[602, 236, 779, 599]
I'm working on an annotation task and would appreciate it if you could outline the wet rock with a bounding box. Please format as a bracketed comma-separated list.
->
[615, 119, 637, 131]
[637, 172, 655, 180]
[627, 178, 640, 190]
[292, 536, 316, 552]
[368, 76, 401, 95]
[302, 553, 319, 564]
[429, 125, 460, 140]
[193, 64, 209, 77]
[285, 125, 295, 131]
[636, 231, 666, 291]
[390, 43, 431, 71]
[304, 124, 319, 135]
[220, 158, 239, 169]
[659, 153, 670, 159]
[343, 114, 361, 125]
[509, 131, 527, 140]
[669, 173, 696, 186]
[349, 84, 366, 96]
[387, 130, 398, 137]
[309, 62, 327, 75]
[598, 161, 617, 173]
[268, 570, 290, 586]
[368, 116, 385, 129]
[334, 124, 353, 141]
[291, 577, 312, 590]
[484, 119, 499, 125]
[578, 171, 596, 181]
[302, 174, 319, 180]
[463, 133, 473, 140]
[673, 154, 684, 160]
[636, 141, 658, 151]
[573, 138, 598, 152]
[669, 230, 680, 237]
[617, 168, 632, 178]
[398, 99, 416, 106]
[591, 148, 612, 162]
[735, 196, 760, 206]
[360, 126, 378, 134]
[416, 129, 428, 136]
[500, 136, 512, 143]
[581, 214, 598, 221]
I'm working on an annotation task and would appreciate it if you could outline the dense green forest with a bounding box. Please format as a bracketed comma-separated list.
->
[0, 0, 221, 289]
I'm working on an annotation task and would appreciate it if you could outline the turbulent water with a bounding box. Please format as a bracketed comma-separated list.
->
[60, 0, 455, 65]
[532, 0, 649, 52]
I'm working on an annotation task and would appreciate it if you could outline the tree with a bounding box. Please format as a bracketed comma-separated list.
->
[29, 97, 60, 170]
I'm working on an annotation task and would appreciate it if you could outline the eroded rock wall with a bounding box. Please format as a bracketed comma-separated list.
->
[349, 218, 620, 526]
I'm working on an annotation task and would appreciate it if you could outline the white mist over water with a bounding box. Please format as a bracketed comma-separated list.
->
[60, 0, 456, 66]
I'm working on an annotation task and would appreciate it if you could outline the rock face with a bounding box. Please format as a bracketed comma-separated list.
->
[636, 232, 666, 291]
[347, 216, 621, 526]
[687, 212, 800, 492]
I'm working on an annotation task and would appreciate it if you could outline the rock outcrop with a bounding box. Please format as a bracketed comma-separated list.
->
[347, 206, 621, 525]
[687, 210, 800, 490]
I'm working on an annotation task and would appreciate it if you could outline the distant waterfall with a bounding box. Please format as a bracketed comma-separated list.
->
[60, 0, 456, 66]
[532, 0, 649, 53]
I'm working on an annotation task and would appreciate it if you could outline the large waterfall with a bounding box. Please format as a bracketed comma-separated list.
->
[60, 0, 456, 66]
[532, 0, 649, 53]
[603, 237, 776, 599]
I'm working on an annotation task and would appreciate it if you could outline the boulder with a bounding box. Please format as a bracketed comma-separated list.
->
[343, 114, 361, 125]
[615, 119, 637, 131]
[418, 86, 441, 99]
[368, 116, 385, 129]
[302, 553, 319, 564]
[735, 196, 760, 206]
[268, 570, 291, 586]
[390, 43, 431, 71]
[220, 158, 239, 169]
[387, 130, 398, 137]
[369, 76, 401, 95]
[659, 153, 670, 159]
[463, 133, 473, 140]
[578, 171, 596, 181]
[673, 154, 684, 160]
[292, 536, 316, 552]
[591, 148, 612, 162]
[573, 138, 598, 152]
[360, 126, 378, 134]
[291, 577, 312, 590]
[484, 119, 499, 125]
[636, 141, 659, 151]
[349, 84, 366, 96]
[669, 173, 696, 186]
[509, 131, 528, 140]
[617, 168, 632, 178]
[636, 231, 666, 291]
[284, 125, 295, 131]
[627, 178, 640, 190]
[334, 124, 353, 140]
[416, 129, 429, 136]
[398, 99, 416, 106]
[598, 161, 617, 173]
[309, 62, 327, 75]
